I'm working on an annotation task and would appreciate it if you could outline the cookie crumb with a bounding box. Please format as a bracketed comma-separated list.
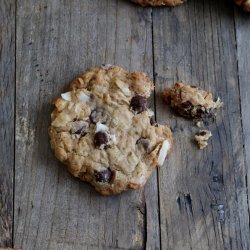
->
[195, 121, 201, 128]
[194, 130, 212, 149]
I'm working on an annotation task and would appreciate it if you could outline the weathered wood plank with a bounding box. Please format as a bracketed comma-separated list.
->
[0, 0, 15, 247]
[15, 0, 159, 249]
[153, 0, 249, 249]
[235, 8, 250, 250]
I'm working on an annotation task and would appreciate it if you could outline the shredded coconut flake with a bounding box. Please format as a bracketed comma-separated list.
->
[157, 140, 170, 166]
[78, 91, 89, 103]
[115, 79, 131, 96]
[95, 122, 109, 133]
[61, 92, 72, 101]
[131, 175, 146, 185]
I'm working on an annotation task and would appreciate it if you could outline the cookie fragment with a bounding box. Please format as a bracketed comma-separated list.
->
[130, 0, 186, 7]
[49, 65, 173, 195]
[195, 121, 202, 128]
[162, 82, 222, 121]
[194, 130, 212, 149]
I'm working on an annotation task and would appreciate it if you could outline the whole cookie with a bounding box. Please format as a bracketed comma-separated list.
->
[130, 0, 186, 6]
[49, 65, 173, 195]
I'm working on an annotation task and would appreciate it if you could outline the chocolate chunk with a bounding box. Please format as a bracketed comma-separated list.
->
[95, 168, 113, 183]
[198, 131, 207, 136]
[181, 101, 193, 109]
[196, 106, 206, 117]
[94, 131, 109, 147]
[177, 102, 216, 122]
[130, 95, 147, 114]
[137, 137, 150, 153]
[90, 108, 110, 124]
[101, 64, 113, 70]
[193, 106, 215, 123]
[74, 128, 87, 137]
[70, 120, 88, 137]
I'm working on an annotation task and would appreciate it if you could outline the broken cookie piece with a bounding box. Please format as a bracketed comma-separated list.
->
[194, 130, 212, 149]
[162, 82, 222, 122]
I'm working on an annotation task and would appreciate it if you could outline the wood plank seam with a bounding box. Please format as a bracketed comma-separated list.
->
[12, 0, 17, 248]
[0, 0, 15, 247]
[233, 7, 250, 227]
[151, 8, 163, 250]
[233, 7, 250, 250]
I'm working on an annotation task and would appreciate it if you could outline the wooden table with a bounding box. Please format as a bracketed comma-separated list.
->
[1, 0, 250, 249]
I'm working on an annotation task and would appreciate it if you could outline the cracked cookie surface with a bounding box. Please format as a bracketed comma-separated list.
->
[162, 82, 222, 121]
[49, 65, 173, 195]
[130, 0, 186, 6]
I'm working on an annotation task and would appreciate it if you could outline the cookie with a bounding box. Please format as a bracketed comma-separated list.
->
[194, 130, 212, 149]
[0, 249, 20, 250]
[234, 0, 250, 11]
[162, 82, 222, 121]
[130, 0, 186, 7]
[131, 0, 250, 11]
[49, 65, 173, 195]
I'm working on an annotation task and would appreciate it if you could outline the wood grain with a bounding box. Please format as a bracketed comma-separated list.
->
[153, 0, 249, 249]
[0, 0, 15, 247]
[7, 0, 250, 249]
[14, 0, 159, 249]
[235, 8, 250, 250]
